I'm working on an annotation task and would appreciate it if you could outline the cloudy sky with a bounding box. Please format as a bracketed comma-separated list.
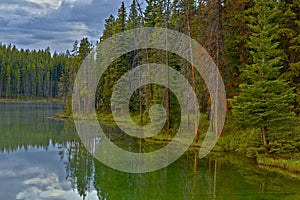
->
[0, 0, 135, 53]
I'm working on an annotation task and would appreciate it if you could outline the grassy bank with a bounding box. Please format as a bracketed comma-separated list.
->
[214, 117, 300, 174]
[257, 155, 300, 173]
[55, 112, 72, 119]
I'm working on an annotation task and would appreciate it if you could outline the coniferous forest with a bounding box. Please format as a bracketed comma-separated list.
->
[0, 0, 299, 165]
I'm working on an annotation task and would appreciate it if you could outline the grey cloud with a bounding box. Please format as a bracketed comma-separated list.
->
[0, 0, 133, 52]
[0, 17, 9, 27]
[0, 167, 44, 178]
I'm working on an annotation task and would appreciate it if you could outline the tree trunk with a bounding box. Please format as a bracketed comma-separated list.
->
[186, 7, 199, 142]
[261, 127, 269, 154]
[146, 48, 153, 106]
[139, 68, 143, 125]
[165, 1, 170, 131]
[165, 34, 170, 130]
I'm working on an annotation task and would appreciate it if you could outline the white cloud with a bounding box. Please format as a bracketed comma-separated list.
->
[25, 0, 96, 9]
[64, 0, 94, 6]
[24, 173, 59, 186]
[26, 0, 62, 10]
[16, 171, 98, 200]
[16, 188, 98, 200]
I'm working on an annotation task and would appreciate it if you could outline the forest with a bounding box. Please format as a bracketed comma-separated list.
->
[0, 0, 299, 166]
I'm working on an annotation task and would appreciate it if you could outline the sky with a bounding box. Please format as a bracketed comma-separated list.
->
[0, 0, 136, 53]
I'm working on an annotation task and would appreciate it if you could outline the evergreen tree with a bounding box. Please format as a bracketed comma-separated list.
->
[79, 38, 91, 62]
[230, 0, 296, 154]
[96, 15, 116, 112]
[278, 0, 300, 115]
[223, 0, 252, 97]
[114, 2, 127, 33]
[100, 15, 115, 41]
[127, 0, 141, 30]
[144, 0, 157, 27]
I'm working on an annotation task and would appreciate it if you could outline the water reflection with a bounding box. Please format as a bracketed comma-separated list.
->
[0, 103, 299, 200]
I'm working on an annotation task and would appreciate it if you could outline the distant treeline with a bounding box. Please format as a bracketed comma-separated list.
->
[0, 45, 67, 98]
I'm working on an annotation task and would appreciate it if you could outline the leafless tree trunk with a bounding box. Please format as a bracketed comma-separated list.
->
[186, 5, 199, 142]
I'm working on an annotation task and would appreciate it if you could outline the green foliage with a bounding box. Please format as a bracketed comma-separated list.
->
[127, 0, 141, 30]
[230, 0, 297, 154]
[1, 0, 299, 157]
[278, 0, 300, 115]
[231, 81, 295, 130]
[257, 155, 300, 173]
[114, 2, 127, 33]
[0, 44, 66, 98]
[216, 128, 263, 158]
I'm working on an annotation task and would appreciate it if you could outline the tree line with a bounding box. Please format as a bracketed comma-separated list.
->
[0, 0, 299, 154]
[0, 44, 67, 98]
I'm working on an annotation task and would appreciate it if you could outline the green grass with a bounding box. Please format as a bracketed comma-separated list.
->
[56, 112, 72, 119]
[257, 155, 300, 173]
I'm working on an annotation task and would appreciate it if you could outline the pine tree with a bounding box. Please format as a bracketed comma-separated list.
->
[223, 0, 252, 97]
[230, 0, 296, 154]
[127, 0, 141, 30]
[79, 38, 91, 62]
[101, 15, 115, 41]
[97, 15, 116, 112]
[71, 40, 79, 57]
[144, 0, 157, 27]
[278, 0, 300, 116]
[114, 2, 127, 33]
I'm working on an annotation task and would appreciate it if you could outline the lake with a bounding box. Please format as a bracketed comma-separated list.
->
[0, 102, 299, 200]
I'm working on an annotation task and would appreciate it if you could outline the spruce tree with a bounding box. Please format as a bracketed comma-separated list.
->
[278, 0, 300, 116]
[230, 0, 296, 154]
[114, 2, 127, 34]
[127, 0, 141, 30]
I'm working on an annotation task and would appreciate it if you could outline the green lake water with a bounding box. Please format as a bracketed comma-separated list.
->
[0, 102, 299, 200]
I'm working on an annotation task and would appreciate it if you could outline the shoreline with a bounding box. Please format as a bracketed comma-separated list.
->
[55, 111, 300, 177]
[257, 155, 300, 173]
[0, 98, 63, 103]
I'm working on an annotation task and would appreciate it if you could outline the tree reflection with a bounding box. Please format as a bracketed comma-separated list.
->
[1, 103, 299, 200]
[65, 141, 94, 199]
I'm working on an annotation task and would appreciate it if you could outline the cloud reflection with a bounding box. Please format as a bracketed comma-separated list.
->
[16, 171, 98, 200]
